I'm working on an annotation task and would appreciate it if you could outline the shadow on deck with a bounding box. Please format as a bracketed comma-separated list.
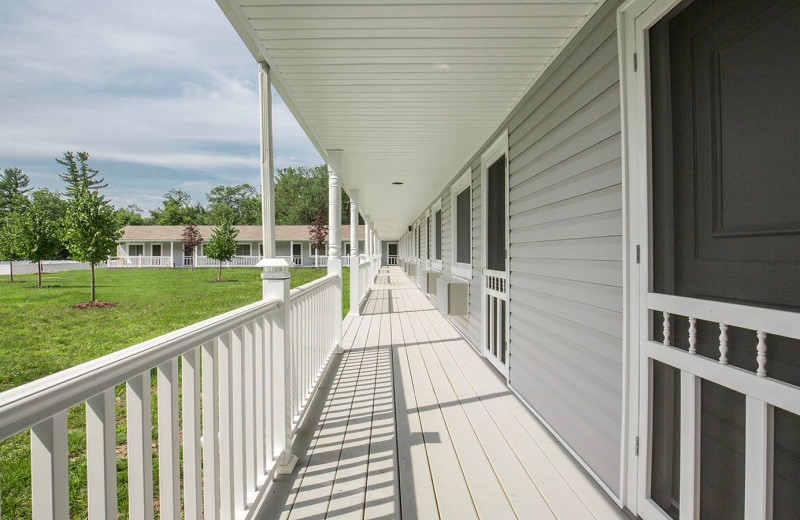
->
[256, 267, 625, 520]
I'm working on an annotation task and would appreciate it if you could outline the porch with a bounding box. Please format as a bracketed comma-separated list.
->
[260, 266, 624, 520]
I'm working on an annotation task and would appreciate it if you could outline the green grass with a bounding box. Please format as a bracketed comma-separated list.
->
[0, 265, 348, 519]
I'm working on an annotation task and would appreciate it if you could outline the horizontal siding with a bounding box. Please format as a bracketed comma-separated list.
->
[507, 1, 623, 498]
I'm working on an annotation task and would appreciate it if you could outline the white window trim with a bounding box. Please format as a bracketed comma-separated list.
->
[450, 168, 472, 280]
[431, 198, 443, 270]
[128, 243, 145, 257]
[237, 243, 252, 256]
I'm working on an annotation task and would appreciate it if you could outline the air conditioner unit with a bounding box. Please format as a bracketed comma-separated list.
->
[437, 278, 469, 316]
[426, 271, 441, 296]
[407, 262, 416, 278]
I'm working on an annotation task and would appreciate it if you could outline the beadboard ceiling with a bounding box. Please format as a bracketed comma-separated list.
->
[216, 0, 604, 239]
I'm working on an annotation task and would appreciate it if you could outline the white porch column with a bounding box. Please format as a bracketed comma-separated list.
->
[327, 150, 343, 353]
[349, 190, 360, 316]
[259, 62, 276, 260]
[257, 62, 296, 475]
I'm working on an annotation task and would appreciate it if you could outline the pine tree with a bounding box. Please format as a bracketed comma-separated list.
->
[204, 219, 239, 282]
[0, 167, 31, 217]
[181, 223, 203, 272]
[62, 185, 123, 301]
[56, 151, 107, 196]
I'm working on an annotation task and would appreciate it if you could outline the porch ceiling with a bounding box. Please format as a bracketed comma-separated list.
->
[217, 0, 604, 239]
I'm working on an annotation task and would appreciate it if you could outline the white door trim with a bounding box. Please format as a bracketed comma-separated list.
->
[480, 129, 510, 379]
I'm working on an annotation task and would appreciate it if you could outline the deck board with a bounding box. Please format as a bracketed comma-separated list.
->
[258, 266, 626, 520]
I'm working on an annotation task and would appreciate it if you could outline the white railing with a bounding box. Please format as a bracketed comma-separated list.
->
[107, 256, 172, 268]
[195, 255, 262, 268]
[312, 256, 352, 268]
[388, 255, 398, 266]
[289, 274, 338, 423]
[644, 293, 800, 519]
[0, 272, 343, 520]
[359, 258, 370, 304]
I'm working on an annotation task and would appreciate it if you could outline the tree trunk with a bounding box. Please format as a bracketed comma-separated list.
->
[218, 261, 223, 282]
[91, 264, 96, 302]
[9, 261, 13, 282]
[37, 260, 42, 287]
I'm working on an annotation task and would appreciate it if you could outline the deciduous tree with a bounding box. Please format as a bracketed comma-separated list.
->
[181, 223, 203, 272]
[62, 186, 123, 301]
[308, 207, 328, 268]
[17, 196, 62, 287]
[0, 211, 25, 281]
[204, 218, 238, 282]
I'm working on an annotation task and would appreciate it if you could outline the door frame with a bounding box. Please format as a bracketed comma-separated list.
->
[480, 129, 510, 379]
[619, 0, 706, 516]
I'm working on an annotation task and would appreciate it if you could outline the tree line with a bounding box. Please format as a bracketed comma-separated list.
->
[118, 165, 355, 227]
[0, 152, 121, 303]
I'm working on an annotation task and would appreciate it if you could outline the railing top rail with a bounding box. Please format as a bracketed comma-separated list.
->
[0, 297, 281, 441]
[647, 292, 800, 340]
[290, 273, 337, 301]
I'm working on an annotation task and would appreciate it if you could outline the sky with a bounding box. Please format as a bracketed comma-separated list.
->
[0, 0, 322, 211]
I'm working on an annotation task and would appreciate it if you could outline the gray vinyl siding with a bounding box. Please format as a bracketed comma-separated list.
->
[405, 0, 624, 500]
[507, 2, 623, 496]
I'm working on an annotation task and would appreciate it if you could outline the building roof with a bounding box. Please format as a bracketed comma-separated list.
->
[120, 225, 365, 242]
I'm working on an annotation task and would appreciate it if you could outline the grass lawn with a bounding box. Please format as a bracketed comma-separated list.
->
[0, 265, 350, 518]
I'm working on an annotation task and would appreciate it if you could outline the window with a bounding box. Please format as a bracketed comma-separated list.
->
[426, 214, 431, 260]
[416, 224, 421, 259]
[435, 210, 442, 260]
[260, 243, 264, 256]
[128, 244, 144, 256]
[450, 169, 472, 279]
[151, 244, 162, 257]
[236, 244, 251, 256]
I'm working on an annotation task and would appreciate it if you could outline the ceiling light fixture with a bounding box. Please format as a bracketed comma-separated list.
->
[392, 181, 404, 185]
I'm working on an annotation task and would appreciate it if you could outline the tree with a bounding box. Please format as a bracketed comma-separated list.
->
[206, 184, 261, 225]
[204, 218, 238, 282]
[0, 211, 25, 281]
[115, 204, 145, 227]
[29, 189, 69, 259]
[17, 196, 62, 287]
[56, 151, 107, 196]
[274, 165, 351, 225]
[0, 167, 31, 218]
[181, 223, 203, 272]
[149, 189, 206, 225]
[308, 207, 328, 268]
[62, 186, 123, 302]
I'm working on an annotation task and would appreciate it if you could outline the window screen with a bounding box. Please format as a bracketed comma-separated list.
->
[129, 244, 144, 256]
[151, 244, 162, 257]
[487, 155, 506, 271]
[435, 210, 442, 260]
[426, 216, 431, 259]
[456, 187, 470, 264]
[236, 244, 251, 256]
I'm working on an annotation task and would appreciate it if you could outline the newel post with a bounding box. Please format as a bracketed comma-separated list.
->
[349, 189, 360, 316]
[327, 150, 344, 353]
[261, 260, 296, 474]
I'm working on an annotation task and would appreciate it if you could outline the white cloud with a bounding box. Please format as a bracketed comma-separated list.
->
[0, 0, 321, 207]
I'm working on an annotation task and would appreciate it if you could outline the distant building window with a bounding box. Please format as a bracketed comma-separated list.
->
[151, 244, 162, 257]
[129, 244, 144, 256]
[237, 244, 251, 256]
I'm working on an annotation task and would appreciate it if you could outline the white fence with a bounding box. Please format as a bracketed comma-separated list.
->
[359, 259, 371, 305]
[195, 256, 263, 268]
[0, 273, 341, 520]
[644, 293, 800, 520]
[313, 255, 351, 268]
[107, 256, 172, 268]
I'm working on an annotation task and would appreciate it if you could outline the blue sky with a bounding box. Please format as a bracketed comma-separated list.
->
[0, 0, 322, 211]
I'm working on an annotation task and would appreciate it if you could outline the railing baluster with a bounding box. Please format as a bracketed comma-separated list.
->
[30, 412, 69, 520]
[126, 371, 154, 520]
[263, 314, 274, 463]
[231, 326, 247, 511]
[756, 331, 767, 377]
[719, 323, 729, 365]
[662, 311, 671, 346]
[182, 347, 202, 520]
[157, 358, 180, 520]
[244, 321, 257, 494]
[688, 317, 697, 355]
[86, 389, 117, 519]
[202, 339, 220, 520]
[254, 317, 266, 480]
[217, 332, 235, 519]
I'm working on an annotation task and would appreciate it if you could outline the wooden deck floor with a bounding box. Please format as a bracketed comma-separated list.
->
[257, 267, 626, 520]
